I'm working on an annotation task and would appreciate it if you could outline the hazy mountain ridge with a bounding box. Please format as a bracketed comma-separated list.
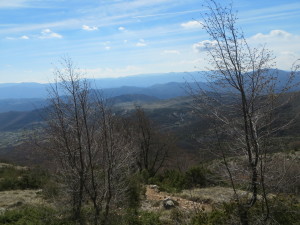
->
[1, 69, 293, 99]
[0, 69, 296, 113]
[0, 82, 200, 112]
[0, 71, 205, 99]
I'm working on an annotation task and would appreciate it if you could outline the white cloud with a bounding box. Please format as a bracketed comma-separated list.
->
[249, 30, 300, 70]
[252, 30, 292, 39]
[118, 26, 126, 31]
[0, 0, 26, 8]
[162, 50, 180, 55]
[105, 46, 111, 50]
[181, 20, 202, 29]
[39, 29, 62, 39]
[136, 39, 147, 47]
[5, 35, 29, 40]
[20, 35, 29, 39]
[193, 40, 217, 53]
[82, 25, 98, 31]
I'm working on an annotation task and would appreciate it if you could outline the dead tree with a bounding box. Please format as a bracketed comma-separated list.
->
[133, 106, 170, 177]
[46, 58, 89, 223]
[190, 1, 300, 224]
[46, 57, 136, 225]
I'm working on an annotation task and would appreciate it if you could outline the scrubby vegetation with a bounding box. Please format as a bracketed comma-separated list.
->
[190, 196, 300, 225]
[0, 165, 49, 191]
[0, 205, 74, 225]
[147, 165, 216, 193]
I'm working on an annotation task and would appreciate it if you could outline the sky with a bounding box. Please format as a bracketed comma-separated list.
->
[0, 0, 300, 83]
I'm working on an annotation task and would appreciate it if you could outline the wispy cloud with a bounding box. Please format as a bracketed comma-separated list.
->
[118, 26, 126, 31]
[0, 19, 80, 35]
[240, 2, 300, 24]
[162, 50, 180, 55]
[83, 65, 143, 78]
[39, 29, 62, 39]
[82, 25, 98, 31]
[0, 0, 26, 8]
[0, 0, 65, 9]
[5, 35, 29, 40]
[181, 20, 202, 29]
[133, 9, 203, 19]
[136, 39, 147, 47]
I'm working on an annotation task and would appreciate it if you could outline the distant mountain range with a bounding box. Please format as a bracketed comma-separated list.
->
[0, 71, 205, 99]
[0, 69, 298, 113]
[0, 82, 199, 113]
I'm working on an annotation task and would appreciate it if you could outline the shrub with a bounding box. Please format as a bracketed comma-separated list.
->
[0, 205, 75, 225]
[258, 195, 300, 225]
[126, 173, 145, 209]
[110, 210, 162, 225]
[139, 211, 162, 225]
[191, 195, 300, 225]
[0, 166, 49, 191]
[148, 165, 214, 193]
[149, 170, 186, 193]
[185, 166, 212, 188]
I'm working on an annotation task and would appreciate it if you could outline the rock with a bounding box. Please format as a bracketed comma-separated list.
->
[149, 184, 160, 192]
[149, 185, 158, 189]
[163, 197, 178, 209]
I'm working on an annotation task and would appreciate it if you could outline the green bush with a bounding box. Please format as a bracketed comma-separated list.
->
[148, 165, 214, 193]
[0, 166, 49, 191]
[185, 166, 212, 188]
[110, 210, 162, 225]
[191, 195, 300, 225]
[139, 211, 162, 225]
[126, 173, 145, 209]
[257, 195, 300, 225]
[149, 170, 186, 193]
[0, 205, 75, 225]
[190, 202, 236, 225]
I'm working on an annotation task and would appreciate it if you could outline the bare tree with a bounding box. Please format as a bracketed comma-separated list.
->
[133, 106, 171, 177]
[45, 57, 136, 225]
[46, 58, 88, 223]
[190, 1, 300, 224]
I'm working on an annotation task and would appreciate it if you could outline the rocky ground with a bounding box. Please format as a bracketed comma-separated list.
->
[141, 185, 212, 212]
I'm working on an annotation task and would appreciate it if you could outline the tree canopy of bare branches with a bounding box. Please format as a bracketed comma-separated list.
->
[133, 106, 171, 177]
[191, 1, 300, 224]
[45, 57, 136, 225]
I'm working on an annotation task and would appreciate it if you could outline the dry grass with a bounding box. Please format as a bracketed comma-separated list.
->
[0, 163, 28, 170]
[0, 189, 45, 211]
[179, 187, 249, 204]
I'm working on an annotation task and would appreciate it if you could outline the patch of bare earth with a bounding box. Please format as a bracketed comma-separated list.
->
[142, 185, 212, 212]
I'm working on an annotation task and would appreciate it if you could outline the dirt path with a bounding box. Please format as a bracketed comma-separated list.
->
[143, 185, 212, 212]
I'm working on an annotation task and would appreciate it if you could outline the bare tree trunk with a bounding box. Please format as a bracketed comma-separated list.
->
[188, 1, 300, 224]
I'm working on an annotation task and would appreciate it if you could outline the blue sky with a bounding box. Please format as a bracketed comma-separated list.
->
[0, 0, 300, 83]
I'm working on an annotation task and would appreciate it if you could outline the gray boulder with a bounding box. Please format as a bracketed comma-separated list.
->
[163, 197, 178, 209]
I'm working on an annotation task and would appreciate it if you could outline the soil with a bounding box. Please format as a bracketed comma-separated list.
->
[142, 185, 212, 212]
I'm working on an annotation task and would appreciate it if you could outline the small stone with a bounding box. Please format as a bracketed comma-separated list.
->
[163, 197, 178, 209]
